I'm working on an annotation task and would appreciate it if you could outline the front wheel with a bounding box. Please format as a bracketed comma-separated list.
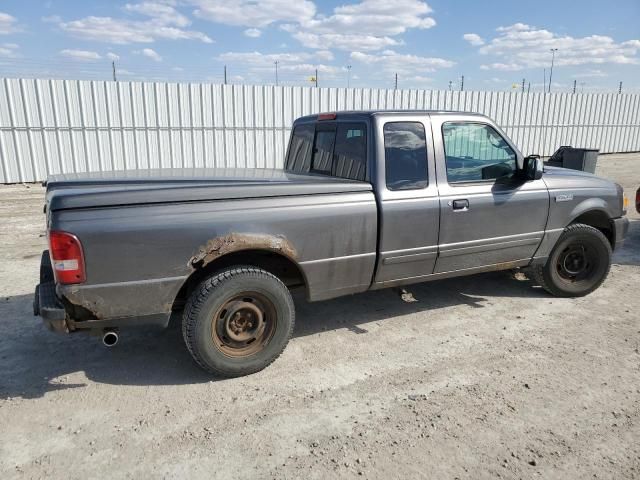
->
[532, 223, 612, 297]
[182, 266, 295, 377]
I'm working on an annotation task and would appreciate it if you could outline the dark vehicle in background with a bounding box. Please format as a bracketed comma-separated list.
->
[35, 110, 629, 377]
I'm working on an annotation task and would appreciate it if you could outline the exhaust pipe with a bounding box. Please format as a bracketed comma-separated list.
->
[102, 330, 119, 347]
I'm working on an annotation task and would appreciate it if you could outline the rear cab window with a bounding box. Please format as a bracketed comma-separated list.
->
[383, 122, 429, 190]
[285, 119, 367, 181]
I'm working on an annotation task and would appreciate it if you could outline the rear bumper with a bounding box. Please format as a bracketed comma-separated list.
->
[33, 251, 69, 333]
[611, 216, 629, 250]
[34, 250, 172, 333]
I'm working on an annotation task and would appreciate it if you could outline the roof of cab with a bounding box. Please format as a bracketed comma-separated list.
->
[294, 110, 487, 123]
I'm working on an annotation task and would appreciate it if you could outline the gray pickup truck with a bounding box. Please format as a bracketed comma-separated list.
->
[34, 110, 629, 377]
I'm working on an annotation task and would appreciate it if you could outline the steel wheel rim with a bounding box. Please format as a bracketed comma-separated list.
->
[556, 243, 594, 282]
[211, 292, 277, 358]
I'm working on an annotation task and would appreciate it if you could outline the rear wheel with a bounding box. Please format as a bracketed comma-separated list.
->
[532, 223, 611, 297]
[182, 266, 295, 377]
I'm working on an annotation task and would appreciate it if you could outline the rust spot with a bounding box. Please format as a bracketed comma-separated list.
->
[487, 261, 522, 272]
[63, 290, 104, 319]
[189, 233, 297, 269]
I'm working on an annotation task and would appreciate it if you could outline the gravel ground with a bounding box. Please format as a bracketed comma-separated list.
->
[1, 154, 639, 479]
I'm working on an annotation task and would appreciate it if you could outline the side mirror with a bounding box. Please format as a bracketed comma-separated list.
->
[523, 155, 543, 180]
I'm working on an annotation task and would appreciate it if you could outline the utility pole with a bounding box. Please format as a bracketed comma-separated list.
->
[460, 75, 464, 91]
[543, 68, 546, 93]
[573, 79, 576, 94]
[618, 81, 622, 94]
[224, 65, 227, 85]
[112, 61, 117, 82]
[315, 68, 318, 88]
[347, 65, 352, 88]
[394, 73, 398, 90]
[548, 48, 558, 93]
[274, 61, 279, 86]
[521, 78, 525, 92]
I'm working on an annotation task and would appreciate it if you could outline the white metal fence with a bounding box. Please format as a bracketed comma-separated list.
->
[1, 77, 639, 183]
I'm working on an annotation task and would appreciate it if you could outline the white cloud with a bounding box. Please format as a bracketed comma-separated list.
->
[0, 42, 19, 58]
[316, 50, 334, 61]
[0, 12, 19, 34]
[477, 23, 640, 70]
[125, 1, 191, 28]
[463, 33, 484, 46]
[217, 50, 342, 79]
[573, 69, 608, 78]
[55, 2, 213, 44]
[190, 0, 316, 27]
[350, 50, 455, 76]
[288, 30, 401, 51]
[106, 52, 120, 61]
[283, 0, 436, 51]
[244, 28, 261, 38]
[136, 47, 162, 61]
[60, 49, 102, 61]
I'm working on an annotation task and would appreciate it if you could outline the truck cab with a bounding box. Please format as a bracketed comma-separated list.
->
[287, 111, 551, 286]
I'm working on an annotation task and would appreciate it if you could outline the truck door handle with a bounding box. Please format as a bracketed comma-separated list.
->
[452, 199, 469, 211]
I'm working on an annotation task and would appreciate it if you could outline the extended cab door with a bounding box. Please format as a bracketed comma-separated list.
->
[373, 114, 440, 285]
[431, 115, 549, 273]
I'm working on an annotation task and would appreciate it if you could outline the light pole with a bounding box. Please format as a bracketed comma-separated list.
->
[347, 65, 352, 88]
[548, 48, 558, 93]
[274, 61, 279, 86]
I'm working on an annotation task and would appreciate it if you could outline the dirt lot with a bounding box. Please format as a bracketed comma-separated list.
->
[1, 155, 639, 479]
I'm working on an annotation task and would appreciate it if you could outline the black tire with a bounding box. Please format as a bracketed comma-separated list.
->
[532, 223, 611, 297]
[182, 266, 295, 377]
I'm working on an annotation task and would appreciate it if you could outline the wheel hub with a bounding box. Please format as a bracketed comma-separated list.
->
[562, 251, 586, 275]
[211, 292, 277, 358]
[557, 243, 592, 281]
[224, 301, 264, 342]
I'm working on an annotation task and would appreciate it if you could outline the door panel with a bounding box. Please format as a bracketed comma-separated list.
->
[432, 117, 549, 274]
[373, 115, 440, 284]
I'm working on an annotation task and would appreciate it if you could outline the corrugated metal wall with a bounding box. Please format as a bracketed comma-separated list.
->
[1, 77, 639, 183]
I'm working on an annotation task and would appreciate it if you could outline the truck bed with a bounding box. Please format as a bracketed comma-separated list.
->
[45, 168, 372, 211]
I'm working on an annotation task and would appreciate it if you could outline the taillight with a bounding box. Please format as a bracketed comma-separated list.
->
[49, 231, 86, 284]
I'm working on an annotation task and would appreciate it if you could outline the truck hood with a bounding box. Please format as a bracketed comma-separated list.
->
[45, 168, 372, 211]
[542, 165, 618, 191]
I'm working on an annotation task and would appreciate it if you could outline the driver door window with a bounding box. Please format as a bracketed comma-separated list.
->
[443, 123, 516, 183]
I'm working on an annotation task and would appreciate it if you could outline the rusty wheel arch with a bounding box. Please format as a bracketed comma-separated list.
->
[173, 248, 308, 312]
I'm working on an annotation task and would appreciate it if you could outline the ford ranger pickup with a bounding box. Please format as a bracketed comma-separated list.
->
[34, 110, 630, 377]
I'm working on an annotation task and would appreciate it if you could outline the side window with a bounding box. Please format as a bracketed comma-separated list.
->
[333, 123, 366, 181]
[443, 123, 516, 183]
[285, 124, 314, 173]
[312, 129, 335, 174]
[384, 122, 428, 191]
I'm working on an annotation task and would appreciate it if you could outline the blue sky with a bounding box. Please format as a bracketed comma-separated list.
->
[0, 0, 639, 91]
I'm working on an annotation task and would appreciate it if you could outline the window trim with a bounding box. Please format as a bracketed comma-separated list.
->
[383, 120, 429, 191]
[441, 121, 517, 185]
